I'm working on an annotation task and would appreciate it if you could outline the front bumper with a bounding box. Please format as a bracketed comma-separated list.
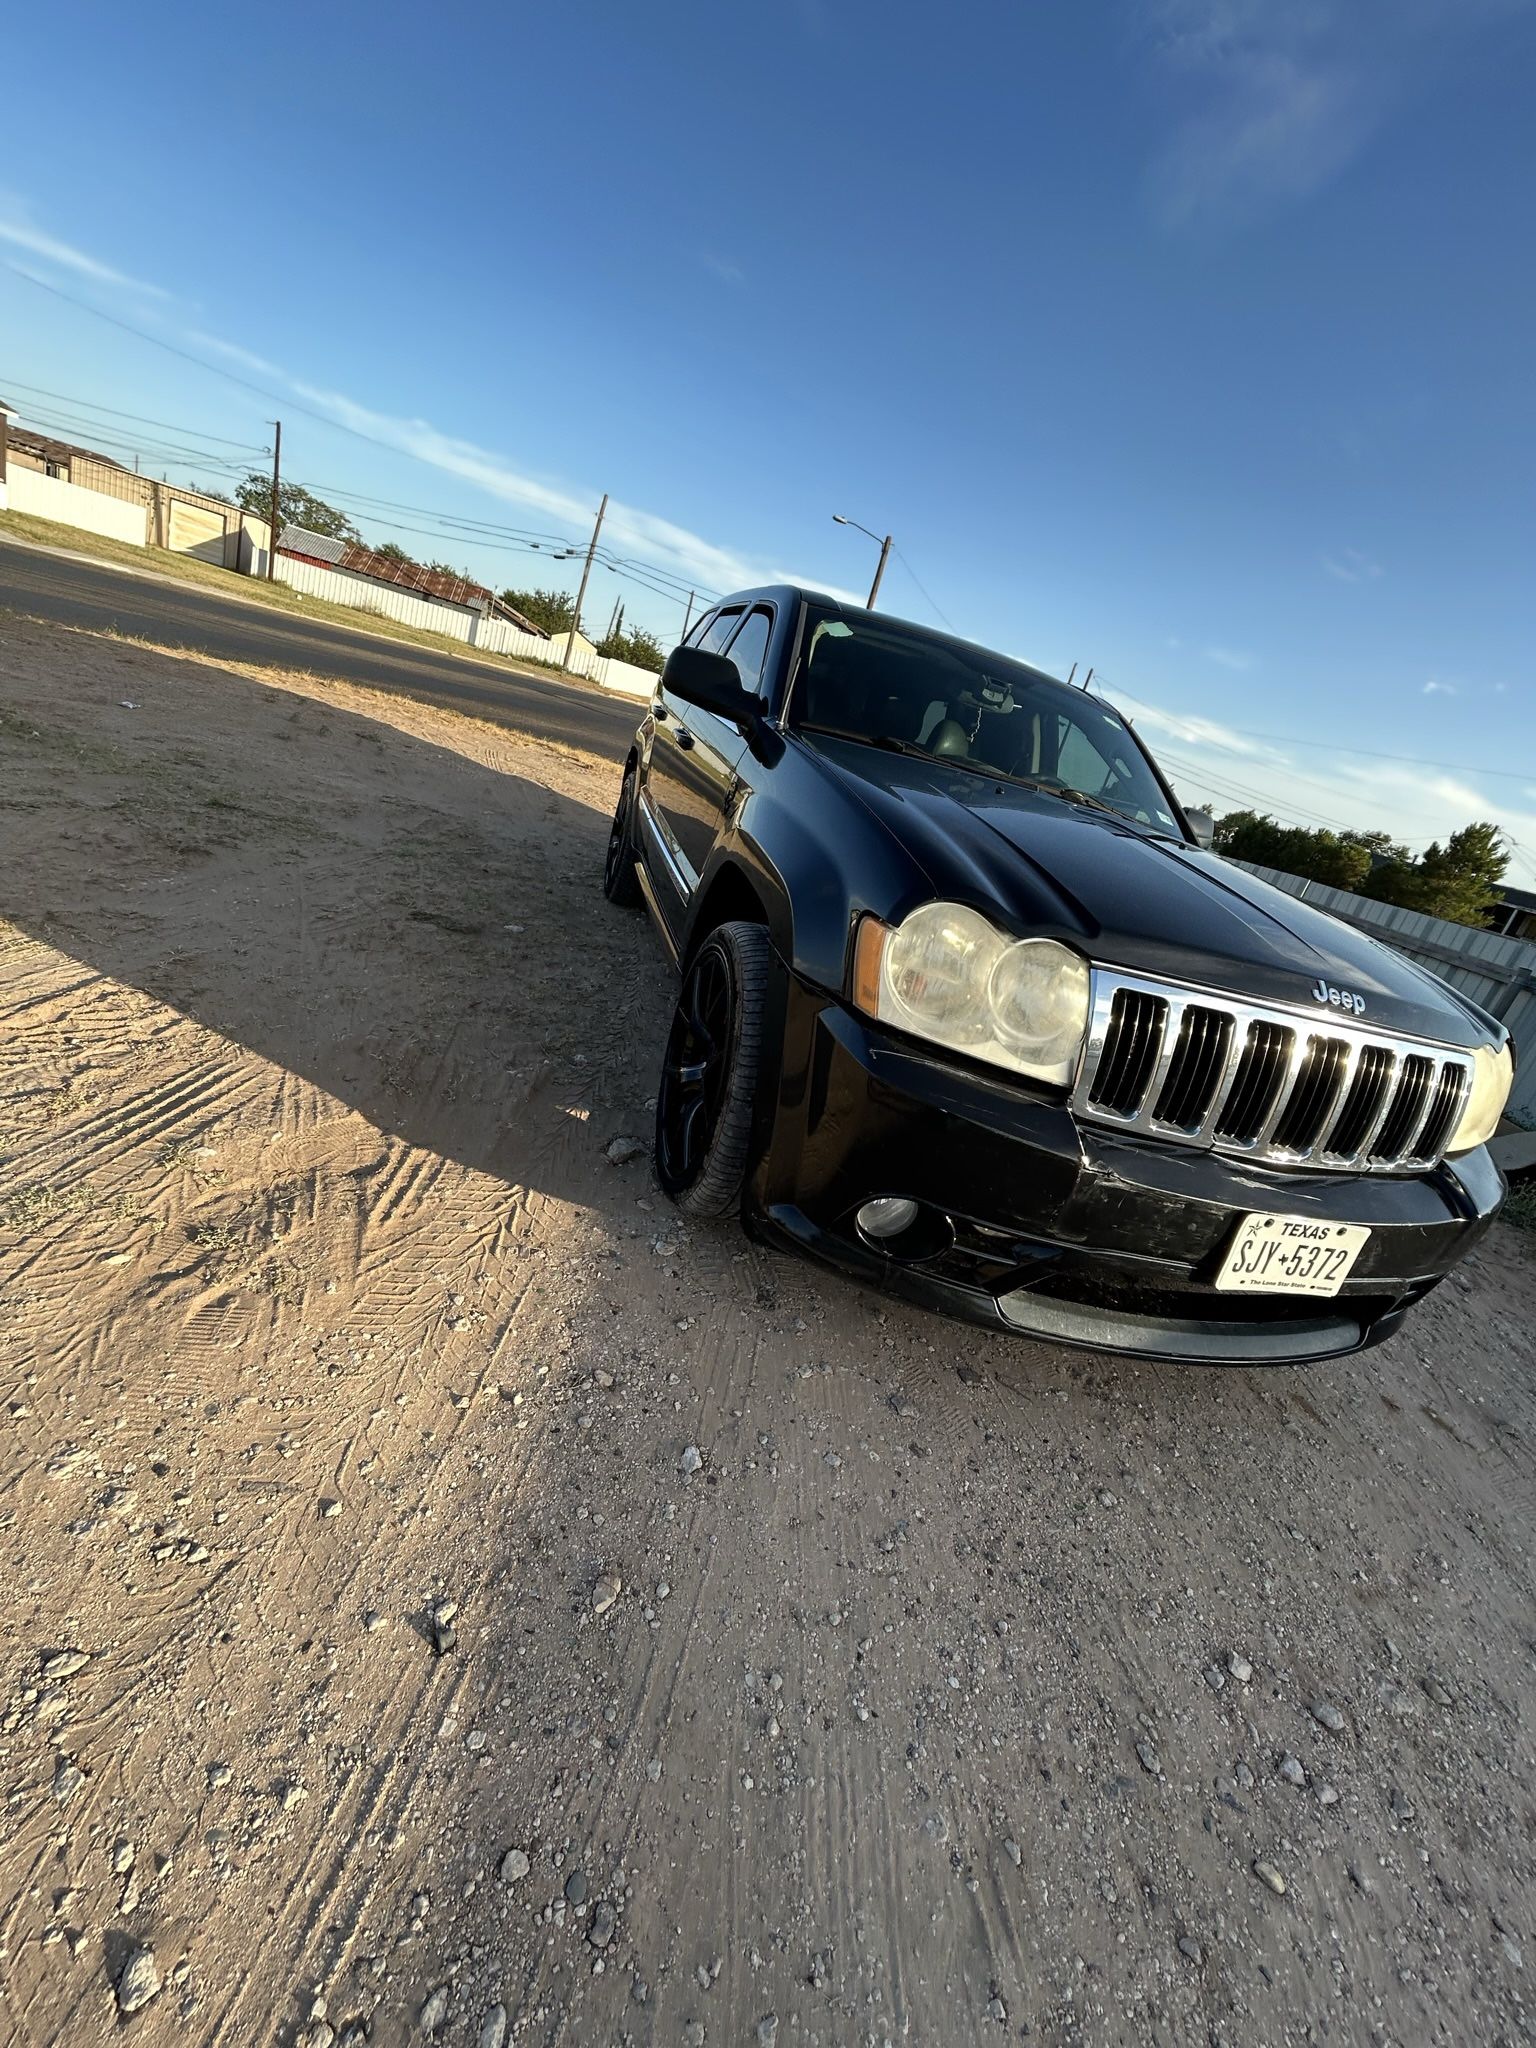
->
[745, 975, 1505, 1365]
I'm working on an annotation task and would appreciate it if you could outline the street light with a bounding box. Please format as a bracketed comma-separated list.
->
[832, 513, 893, 610]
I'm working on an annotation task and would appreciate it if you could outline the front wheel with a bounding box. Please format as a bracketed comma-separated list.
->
[603, 763, 642, 906]
[655, 921, 771, 1217]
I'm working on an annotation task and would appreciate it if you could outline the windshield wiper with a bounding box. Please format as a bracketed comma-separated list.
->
[1044, 784, 1126, 817]
[799, 725, 937, 761]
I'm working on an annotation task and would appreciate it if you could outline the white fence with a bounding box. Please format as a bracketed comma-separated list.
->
[274, 553, 481, 640]
[272, 553, 662, 700]
[1234, 861, 1536, 1128]
[7, 466, 148, 546]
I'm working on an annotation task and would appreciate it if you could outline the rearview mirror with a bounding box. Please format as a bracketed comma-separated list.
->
[662, 645, 762, 727]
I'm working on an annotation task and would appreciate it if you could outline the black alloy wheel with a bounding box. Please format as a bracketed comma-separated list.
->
[603, 763, 642, 906]
[655, 921, 771, 1217]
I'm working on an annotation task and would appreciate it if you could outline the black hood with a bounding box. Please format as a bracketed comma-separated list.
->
[813, 740, 1489, 1051]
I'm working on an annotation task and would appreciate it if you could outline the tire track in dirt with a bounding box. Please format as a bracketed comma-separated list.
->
[3, 619, 1531, 2048]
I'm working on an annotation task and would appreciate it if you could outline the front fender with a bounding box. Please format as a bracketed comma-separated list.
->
[716, 745, 934, 994]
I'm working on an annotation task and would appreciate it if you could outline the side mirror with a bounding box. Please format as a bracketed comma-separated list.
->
[662, 645, 761, 728]
[1186, 808, 1215, 850]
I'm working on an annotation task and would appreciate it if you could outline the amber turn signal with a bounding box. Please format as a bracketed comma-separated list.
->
[852, 915, 889, 1016]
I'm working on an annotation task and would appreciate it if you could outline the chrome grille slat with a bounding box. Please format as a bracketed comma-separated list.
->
[1215, 1021, 1292, 1142]
[1153, 1005, 1233, 1131]
[1413, 1062, 1471, 1163]
[1072, 968, 1475, 1175]
[1347, 1049, 1402, 1164]
[1374, 1055, 1434, 1160]
[1132, 997, 1187, 1132]
[1310, 1036, 1365, 1160]
[1245, 1024, 1302, 1155]
[1269, 1035, 1346, 1153]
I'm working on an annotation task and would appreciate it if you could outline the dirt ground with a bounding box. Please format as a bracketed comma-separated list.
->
[0, 610, 1531, 2048]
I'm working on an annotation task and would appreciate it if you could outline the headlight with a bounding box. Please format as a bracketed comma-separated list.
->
[1446, 1040, 1513, 1155]
[853, 904, 1089, 1086]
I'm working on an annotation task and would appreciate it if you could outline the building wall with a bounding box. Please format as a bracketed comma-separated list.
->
[4, 448, 244, 564]
[7, 465, 148, 545]
[167, 499, 229, 565]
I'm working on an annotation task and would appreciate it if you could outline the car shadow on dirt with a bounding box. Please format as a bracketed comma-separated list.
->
[0, 625, 1508, 1409]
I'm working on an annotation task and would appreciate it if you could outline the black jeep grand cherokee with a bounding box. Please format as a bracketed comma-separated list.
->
[603, 587, 1512, 1364]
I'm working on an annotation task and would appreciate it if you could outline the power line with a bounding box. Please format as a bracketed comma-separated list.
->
[5, 269, 730, 618]
[1113, 686, 1533, 787]
[11, 406, 257, 478]
[0, 375, 268, 451]
[892, 544, 955, 633]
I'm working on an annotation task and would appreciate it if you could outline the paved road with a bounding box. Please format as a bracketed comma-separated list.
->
[0, 536, 639, 760]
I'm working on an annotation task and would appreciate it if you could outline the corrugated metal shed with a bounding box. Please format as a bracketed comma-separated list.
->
[278, 524, 350, 565]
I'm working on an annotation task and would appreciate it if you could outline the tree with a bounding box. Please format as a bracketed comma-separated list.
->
[234, 471, 360, 544]
[1215, 809, 1509, 929]
[596, 623, 664, 669]
[1212, 811, 1375, 892]
[500, 587, 576, 635]
[623, 626, 665, 669]
[1362, 822, 1508, 927]
[372, 541, 413, 565]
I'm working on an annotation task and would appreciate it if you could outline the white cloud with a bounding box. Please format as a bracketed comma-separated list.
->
[1422, 679, 1458, 696]
[702, 254, 745, 285]
[1107, 683, 1536, 851]
[1324, 548, 1384, 583]
[1204, 644, 1254, 671]
[1139, 1, 1526, 230]
[280, 368, 837, 596]
[186, 330, 288, 380]
[0, 202, 167, 298]
[1118, 694, 1285, 760]
[3, 197, 848, 603]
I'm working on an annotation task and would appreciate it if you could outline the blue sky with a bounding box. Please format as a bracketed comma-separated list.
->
[2, 0, 1533, 875]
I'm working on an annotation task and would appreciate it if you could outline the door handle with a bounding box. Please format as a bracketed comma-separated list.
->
[676, 727, 695, 750]
[652, 699, 668, 720]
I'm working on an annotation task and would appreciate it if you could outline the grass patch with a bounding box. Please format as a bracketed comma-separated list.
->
[1503, 1176, 1536, 1234]
[0, 1181, 92, 1230]
[39, 1076, 100, 1124]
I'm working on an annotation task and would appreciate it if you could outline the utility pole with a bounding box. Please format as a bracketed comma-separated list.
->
[266, 420, 282, 581]
[681, 589, 695, 639]
[563, 492, 607, 673]
[604, 595, 622, 648]
[867, 534, 892, 611]
[833, 515, 892, 610]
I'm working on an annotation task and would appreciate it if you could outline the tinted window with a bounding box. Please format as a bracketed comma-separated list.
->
[698, 608, 743, 654]
[723, 608, 772, 690]
[683, 609, 716, 648]
[790, 604, 1179, 831]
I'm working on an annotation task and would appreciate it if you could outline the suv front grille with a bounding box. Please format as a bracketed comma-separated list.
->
[1074, 970, 1473, 1173]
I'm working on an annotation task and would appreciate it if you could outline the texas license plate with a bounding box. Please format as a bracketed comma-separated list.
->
[1215, 1215, 1371, 1297]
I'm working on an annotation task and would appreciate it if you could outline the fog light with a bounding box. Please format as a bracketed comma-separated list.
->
[857, 1197, 920, 1240]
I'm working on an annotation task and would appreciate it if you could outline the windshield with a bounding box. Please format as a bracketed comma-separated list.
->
[788, 605, 1183, 835]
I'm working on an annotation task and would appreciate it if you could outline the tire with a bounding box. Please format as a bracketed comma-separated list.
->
[603, 762, 642, 906]
[655, 920, 772, 1218]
